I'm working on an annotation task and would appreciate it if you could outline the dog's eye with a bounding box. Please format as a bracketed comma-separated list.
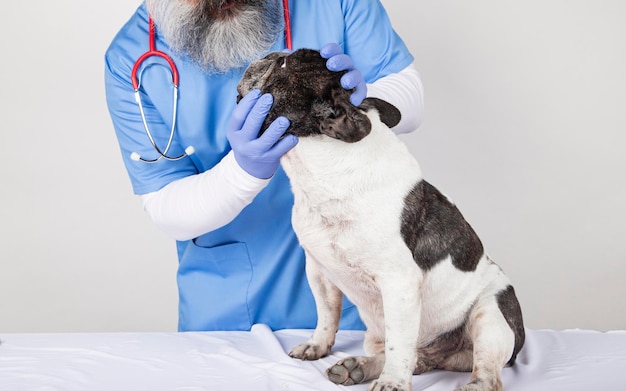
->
[280, 58, 287, 69]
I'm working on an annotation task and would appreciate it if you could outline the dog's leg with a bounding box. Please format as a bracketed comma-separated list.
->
[368, 252, 422, 391]
[455, 296, 515, 391]
[289, 253, 342, 360]
[414, 324, 474, 375]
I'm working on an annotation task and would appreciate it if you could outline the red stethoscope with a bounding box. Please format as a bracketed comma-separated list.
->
[130, 0, 292, 163]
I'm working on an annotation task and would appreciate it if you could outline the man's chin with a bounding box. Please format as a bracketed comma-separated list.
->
[148, 0, 285, 73]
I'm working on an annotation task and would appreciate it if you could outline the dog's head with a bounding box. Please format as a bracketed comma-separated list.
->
[237, 49, 401, 143]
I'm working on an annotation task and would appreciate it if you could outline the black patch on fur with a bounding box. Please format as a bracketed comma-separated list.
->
[400, 181, 484, 271]
[415, 323, 473, 374]
[359, 97, 401, 128]
[496, 285, 525, 366]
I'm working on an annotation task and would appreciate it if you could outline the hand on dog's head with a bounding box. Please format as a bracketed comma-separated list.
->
[237, 49, 401, 143]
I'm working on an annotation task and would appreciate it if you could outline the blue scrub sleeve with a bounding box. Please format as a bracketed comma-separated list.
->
[340, 0, 415, 82]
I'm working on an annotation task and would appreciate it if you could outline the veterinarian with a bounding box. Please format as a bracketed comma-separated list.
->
[105, 0, 424, 332]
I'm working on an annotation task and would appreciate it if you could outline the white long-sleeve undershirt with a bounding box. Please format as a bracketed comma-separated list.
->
[367, 63, 424, 134]
[141, 151, 270, 241]
[141, 63, 424, 241]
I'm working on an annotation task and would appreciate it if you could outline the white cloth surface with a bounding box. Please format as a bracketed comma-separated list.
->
[1, 324, 625, 390]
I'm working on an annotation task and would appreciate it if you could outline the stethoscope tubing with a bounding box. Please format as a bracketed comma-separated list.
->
[283, 0, 292, 51]
[130, 17, 187, 163]
[131, 17, 179, 91]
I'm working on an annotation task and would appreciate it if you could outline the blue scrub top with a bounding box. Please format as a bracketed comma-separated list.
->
[105, 0, 414, 332]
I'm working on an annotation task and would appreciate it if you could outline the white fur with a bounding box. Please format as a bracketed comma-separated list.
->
[282, 112, 422, 342]
[283, 110, 516, 391]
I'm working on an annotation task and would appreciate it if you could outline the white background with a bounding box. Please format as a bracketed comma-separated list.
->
[0, 0, 624, 332]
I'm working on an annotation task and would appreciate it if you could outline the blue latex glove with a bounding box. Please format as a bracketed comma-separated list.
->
[320, 43, 367, 106]
[227, 90, 298, 179]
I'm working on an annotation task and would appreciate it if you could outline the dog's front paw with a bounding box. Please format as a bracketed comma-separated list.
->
[368, 378, 410, 391]
[289, 342, 331, 361]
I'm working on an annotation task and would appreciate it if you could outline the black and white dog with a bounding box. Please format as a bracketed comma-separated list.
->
[237, 49, 525, 391]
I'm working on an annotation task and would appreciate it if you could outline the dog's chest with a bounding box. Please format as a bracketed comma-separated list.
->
[280, 121, 422, 273]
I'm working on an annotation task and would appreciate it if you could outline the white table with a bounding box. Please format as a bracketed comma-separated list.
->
[1, 324, 625, 390]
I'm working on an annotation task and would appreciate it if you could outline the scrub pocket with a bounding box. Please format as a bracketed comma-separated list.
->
[177, 241, 253, 331]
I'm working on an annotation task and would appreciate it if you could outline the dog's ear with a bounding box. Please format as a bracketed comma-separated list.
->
[315, 90, 372, 143]
[359, 97, 402, 129]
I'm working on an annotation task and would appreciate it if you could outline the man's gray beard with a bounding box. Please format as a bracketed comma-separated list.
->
[146, 0, 284, 74]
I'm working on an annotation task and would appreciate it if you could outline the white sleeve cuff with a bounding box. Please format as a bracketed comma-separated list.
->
[141, 151, 270, 241]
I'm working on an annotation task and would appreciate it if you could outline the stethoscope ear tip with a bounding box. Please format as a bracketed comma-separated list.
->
[185, 146, 195, 156]
[130, 152, 141, 161]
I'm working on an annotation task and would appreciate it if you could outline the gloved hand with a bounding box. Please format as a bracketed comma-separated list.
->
[320, 43, 367, 106]
[227, 89, 298, 179]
